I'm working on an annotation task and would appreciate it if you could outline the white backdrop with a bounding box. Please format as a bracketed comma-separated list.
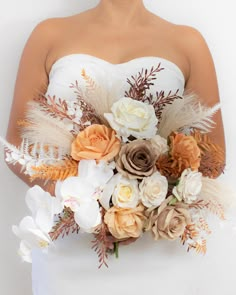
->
[0, 1, 235, 294]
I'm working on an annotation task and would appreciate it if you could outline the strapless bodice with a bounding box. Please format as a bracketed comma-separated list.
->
[45, 53, 185, 102]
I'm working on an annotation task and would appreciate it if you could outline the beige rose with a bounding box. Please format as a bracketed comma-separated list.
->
[116, 139, 158, 179]
[146, 197, 191, 240]
[104, 204, 146, 239]
[71, 124, 121, 162]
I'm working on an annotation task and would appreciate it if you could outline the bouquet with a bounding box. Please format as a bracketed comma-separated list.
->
[0, 65, 234, 268]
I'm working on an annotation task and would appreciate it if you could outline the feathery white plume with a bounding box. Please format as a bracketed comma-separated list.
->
[21, 101, 74, 156]
[158, 92, 220, 138]
[81, 69, 123, 117]
[200, 176, 236, 211]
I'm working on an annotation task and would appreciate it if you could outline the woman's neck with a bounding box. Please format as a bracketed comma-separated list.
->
[93, 0, 149, 27]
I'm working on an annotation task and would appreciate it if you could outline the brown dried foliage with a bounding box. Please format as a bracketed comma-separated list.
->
[124, 64, 164, 100]
[124, 64, 182, 120]
[49, 208, 79, 241]
[192, 130, 225, 178]
[30, 157, 78, 181]
[34, 94, 72, 120]
[91, 220, 115, 269]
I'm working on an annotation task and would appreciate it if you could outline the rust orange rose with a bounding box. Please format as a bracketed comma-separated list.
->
[104, 204, 146, 240]
[169, 133, 201, 172]
[71, 124, 121, 161]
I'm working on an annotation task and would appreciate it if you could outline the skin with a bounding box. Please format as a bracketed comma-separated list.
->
[5, 0, 226, 192]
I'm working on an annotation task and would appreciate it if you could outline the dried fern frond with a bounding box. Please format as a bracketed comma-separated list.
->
[49, 208, 79, 241]
[92, 220, 115, 269]
[188, 239, 207, 255]
[181, 224, 199, 245]
[30, 158, 78, 181]
[158, 92, 220, 138]
[124, 64, 164, 100]
[21, 101, 74, 156]
[198, 218, 212, 235]
[17, 119, 31, 127]
[205, 200, 225, 220]
[192, 130, 225, 178]
[181, 224, 207, 255]
[34, 94, 72, 121]
[200, 177, 236, 212]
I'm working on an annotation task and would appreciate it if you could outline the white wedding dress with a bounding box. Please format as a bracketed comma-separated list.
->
[31, 53, 227, 295]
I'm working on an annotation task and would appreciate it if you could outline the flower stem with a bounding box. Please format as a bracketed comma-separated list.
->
[114, 242, 119, 259]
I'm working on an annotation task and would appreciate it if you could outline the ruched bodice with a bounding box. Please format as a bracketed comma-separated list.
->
[32, 53, 187, 295]
[45, 53, 185, 102]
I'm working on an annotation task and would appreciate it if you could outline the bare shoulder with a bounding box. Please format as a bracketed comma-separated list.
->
[175, 24, 213, 60]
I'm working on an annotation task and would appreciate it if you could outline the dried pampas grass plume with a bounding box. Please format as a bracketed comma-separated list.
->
[200, 177, 236, 212]
[20, 101, 74, 156]
[158, 92, 220, 138]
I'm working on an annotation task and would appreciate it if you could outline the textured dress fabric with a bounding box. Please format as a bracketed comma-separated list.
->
[31, 53, 187, 295]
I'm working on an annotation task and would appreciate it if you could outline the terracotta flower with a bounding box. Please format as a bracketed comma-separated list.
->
[146, 197, 191, 240]
[116, 139, 158, 179]
[71, 124, 121, 162]
[104, 204, 146, 240]
[169, 132, 201, 173]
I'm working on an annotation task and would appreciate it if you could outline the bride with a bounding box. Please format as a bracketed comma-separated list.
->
[4, 1, 226, 294]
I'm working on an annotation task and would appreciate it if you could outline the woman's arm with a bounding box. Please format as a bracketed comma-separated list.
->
[5, 19, 56, 194]
[182, 26, 226, 155]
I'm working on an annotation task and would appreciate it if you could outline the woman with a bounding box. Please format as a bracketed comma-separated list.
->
[4, 1, 226, 294]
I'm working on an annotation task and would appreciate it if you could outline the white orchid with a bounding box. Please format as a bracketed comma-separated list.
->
[55, 160, 114, 232]
[12, 185, 64, 263]
[12, 216, 53, 263]
[25, 185, 63, 232]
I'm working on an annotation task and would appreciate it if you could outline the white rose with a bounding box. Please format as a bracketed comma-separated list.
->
[139, 171, 168, 208]
[151, 134, 169, 156]
[172, 168, 202, 204]
[104, 97, 158, 141]
[111, 174, 140, 208]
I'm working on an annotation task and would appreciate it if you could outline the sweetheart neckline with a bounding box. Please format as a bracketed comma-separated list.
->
[49, 53, 186, 83]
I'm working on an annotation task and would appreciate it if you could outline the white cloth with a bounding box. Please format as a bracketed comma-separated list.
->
[32, 53, 188, 295]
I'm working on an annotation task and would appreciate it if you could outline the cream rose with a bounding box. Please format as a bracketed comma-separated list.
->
[139, 171, 168, 208]
[112, 175, 140, 208]
[172, 168, 202, 204]
[104, 97, 158, 141]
